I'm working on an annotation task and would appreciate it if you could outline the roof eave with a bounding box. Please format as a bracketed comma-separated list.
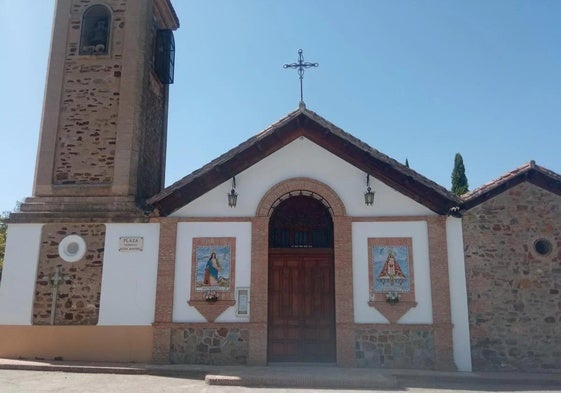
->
[461, 163, 561, 211]
[149, 108, 460, 216]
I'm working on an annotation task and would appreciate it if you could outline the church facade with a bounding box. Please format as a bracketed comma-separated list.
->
[1, 0, 560, 373]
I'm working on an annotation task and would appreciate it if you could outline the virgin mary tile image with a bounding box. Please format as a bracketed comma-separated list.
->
[373, 245, 411, 293]
[195, 245, 231, 291]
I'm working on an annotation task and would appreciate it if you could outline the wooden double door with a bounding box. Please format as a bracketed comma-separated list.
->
[268, 250, 336, 363]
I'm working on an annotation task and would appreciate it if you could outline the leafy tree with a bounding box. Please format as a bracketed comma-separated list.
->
[0, 212, 7, 279]
[451, 153, 469, 195]
[0, 202, 19, 280]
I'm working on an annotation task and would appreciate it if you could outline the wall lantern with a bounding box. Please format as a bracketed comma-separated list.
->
[364, 174, 375, 206]
[228, 176, 238, 208]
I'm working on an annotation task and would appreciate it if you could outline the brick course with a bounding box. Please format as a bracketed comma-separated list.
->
[151, 217, 178, 363]
[427, 216, 456, 370]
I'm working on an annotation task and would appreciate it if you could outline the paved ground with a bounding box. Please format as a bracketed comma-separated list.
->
[0, 358, 560, 392]
[1, 369, 561, 393]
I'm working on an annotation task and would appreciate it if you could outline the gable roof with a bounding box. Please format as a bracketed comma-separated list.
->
[148, 106, 461, 216]
[461, 160, 561, 211]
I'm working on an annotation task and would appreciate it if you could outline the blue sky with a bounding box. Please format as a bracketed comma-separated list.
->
[1, 1, 560, 213]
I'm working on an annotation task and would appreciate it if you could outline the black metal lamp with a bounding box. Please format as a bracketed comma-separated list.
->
[364, 174, 375, 206]
[228, 177, 238, 208]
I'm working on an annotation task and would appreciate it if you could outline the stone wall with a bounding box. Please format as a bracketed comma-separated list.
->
[355, 327, 435, 369]
[51, 0, 168, 196]
[33, 223, 105, 325]
[170, 327, 249, 365]
[53, 0, 128, 186]
[463, 182, 561, 372]
[137, 18, 168, 202]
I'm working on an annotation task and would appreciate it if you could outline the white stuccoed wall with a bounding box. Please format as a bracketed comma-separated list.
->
[0, 224, 42, 325]
[98, 224, 160, 325]
[173, 222, 252, 323]
[169, 138, 435, 323]
[446, 216, 472, 372]
[352, 221, 433, 324]
[166, 137, 472, 369]
[171, 137, 434, 218]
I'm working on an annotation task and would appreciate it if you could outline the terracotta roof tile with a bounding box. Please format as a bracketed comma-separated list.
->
[461, 160, 561, 210]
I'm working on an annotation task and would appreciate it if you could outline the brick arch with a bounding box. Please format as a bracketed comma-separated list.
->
[250, 177, 353, 366]
[256, 177, 346, 218]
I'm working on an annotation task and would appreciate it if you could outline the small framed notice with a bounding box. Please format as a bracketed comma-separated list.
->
[119, 236, 144, 252]
[236, 287, 250, 317]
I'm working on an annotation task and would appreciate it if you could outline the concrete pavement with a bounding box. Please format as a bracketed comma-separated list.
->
[1, 357, 561, 390]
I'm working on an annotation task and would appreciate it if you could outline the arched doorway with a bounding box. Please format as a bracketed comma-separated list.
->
[267, 195, 336, 363]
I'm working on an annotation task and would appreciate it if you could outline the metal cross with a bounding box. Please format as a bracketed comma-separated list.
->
[49, 266, 67, 325]
[283, 49, 319, 106]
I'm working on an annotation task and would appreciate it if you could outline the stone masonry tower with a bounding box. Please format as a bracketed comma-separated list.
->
[9, 0, 179, 327]
[14, 0, 179, 222]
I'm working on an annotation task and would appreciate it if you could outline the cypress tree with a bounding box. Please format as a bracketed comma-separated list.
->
[0, 212, 7, 280]
[405, 158, 410, 168]
[451, 153, 469, 195]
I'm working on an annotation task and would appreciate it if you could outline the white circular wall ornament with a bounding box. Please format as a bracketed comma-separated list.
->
[58, 235, 87, 263]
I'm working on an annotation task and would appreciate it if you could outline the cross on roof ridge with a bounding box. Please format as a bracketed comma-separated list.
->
[283, 49, 319, 107]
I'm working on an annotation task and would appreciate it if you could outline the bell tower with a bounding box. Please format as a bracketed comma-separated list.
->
[13, 0, 179, 222]
[5, 0, 179, 328]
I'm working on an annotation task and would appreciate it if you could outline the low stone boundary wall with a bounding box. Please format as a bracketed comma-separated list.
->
[355, 326, 435, 369]
[170, 326, 249, 365]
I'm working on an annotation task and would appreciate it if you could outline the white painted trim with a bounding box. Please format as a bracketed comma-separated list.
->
[173, 222, 252, 323]
[446, 217, 472, 372]
[58, 234, 87, 262]
[235, 287, 250, 317]
[352, 221, 433, 324]
[0, 224, 42, 325]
